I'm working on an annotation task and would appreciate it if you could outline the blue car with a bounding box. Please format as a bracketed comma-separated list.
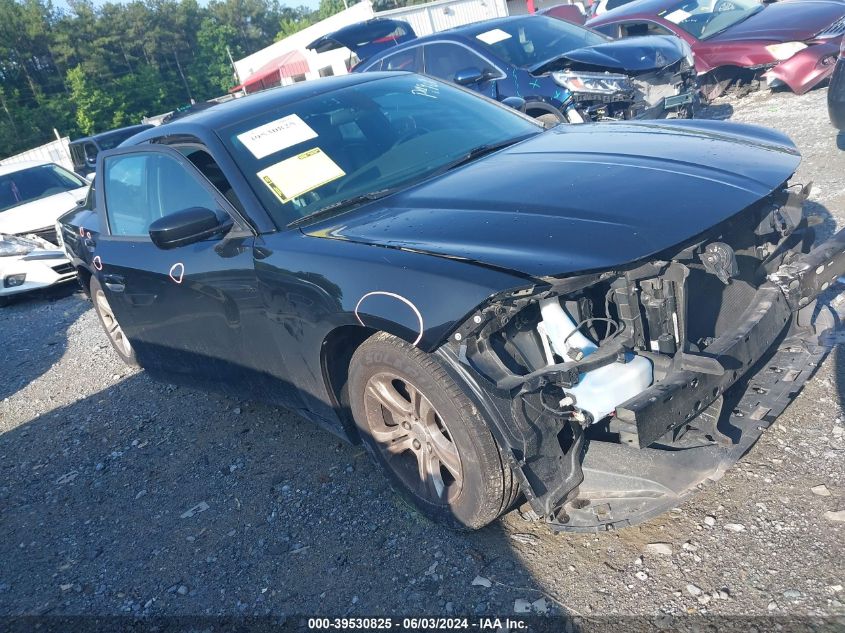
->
[308, 14, 698, 124]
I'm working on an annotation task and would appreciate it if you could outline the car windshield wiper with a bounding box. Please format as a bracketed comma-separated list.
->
[287, 188, 398, 228]
[437, 135, 536, 174]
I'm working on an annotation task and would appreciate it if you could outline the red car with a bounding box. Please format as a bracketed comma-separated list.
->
[556, 0, 845, 98]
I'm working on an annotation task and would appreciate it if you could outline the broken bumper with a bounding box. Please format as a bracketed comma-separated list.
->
[763, 39, 841, 95]
[552, 228, 845, 531]
[631, 89, 698, 120]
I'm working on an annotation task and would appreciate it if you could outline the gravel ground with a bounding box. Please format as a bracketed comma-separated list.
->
[1, 87, 845, 628]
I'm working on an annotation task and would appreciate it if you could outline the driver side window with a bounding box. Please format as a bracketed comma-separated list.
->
[423, 43, 495, 84]
[103, 152, 223, 237]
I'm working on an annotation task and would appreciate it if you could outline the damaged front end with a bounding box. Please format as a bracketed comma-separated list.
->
[534, 36, 698, 121]
[440, 183, 844, 531]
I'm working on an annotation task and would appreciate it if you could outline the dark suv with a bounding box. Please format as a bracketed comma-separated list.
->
[68, 124, 153, 178]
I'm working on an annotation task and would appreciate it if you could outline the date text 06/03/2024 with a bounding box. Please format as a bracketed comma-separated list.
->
[307, 617, 529, 630]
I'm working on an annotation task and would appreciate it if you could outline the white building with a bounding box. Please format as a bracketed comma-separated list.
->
[232, 0, 510, 93]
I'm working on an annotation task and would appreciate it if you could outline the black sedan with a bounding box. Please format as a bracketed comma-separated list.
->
[59, 73, 845, 531]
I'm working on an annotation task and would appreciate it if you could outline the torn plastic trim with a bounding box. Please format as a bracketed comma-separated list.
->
[613, 226, 845, 450]
[436, 341, 591, 519]
[442, 272, 645, 517]
[768, 225, 845, 310]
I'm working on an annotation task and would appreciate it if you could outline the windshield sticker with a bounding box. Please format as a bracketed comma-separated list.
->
[476, 28, 511, 45]
[237, 114, 318, 160]
[664, 9, 691, 24]
[257, 147, 345, 203]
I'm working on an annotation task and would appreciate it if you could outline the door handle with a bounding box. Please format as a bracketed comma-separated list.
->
[102, 274, 125, 293]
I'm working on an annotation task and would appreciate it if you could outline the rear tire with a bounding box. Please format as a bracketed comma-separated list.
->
[90, 276, 137, 367]
[348, 332, 518, 530]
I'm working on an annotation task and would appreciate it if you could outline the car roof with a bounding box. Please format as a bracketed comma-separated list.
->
[392, 13, 555, 45]
[0, 160, 51, 176]
[360, 14, 559, 64]
[125, 73, 402, 144]
[70, 124, 154, 145]
[439, 13, 550, 37]
[589, 0, 675, 21]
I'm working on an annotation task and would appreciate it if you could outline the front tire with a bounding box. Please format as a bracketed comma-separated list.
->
[348, 332, 518, 530]
[90, 276, 137, 366]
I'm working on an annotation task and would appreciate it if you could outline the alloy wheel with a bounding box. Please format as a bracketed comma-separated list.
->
[362, 372, 463, 505]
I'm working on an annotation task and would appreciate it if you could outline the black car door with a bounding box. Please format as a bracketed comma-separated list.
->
[92, 144, 260, 389]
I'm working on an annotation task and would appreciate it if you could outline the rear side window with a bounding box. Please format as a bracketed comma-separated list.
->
[102, 152, 223, 237]
[381, 47, 422, 72]
[592, 23, 621, 38]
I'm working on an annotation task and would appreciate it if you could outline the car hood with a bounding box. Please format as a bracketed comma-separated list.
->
[707, 1, 845, 43]
[0, 187, 88, 235]
[530, 35, 686, 74]
[302, 121, 800, 279]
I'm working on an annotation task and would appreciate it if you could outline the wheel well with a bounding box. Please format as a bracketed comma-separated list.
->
[77, 266, 92, 298]
[701, 65, 760, 100]
[320, 325, 378, 440]
[526, 104, 561, 119]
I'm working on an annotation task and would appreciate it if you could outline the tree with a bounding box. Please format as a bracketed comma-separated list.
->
[194, 17, 241, 92]
[0, 0, 297, 156]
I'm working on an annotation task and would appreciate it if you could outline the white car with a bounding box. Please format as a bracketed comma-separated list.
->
[0, 161, 89, 243]
[0, 233, 76, 305]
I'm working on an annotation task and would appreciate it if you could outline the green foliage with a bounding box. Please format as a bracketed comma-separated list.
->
[0, 0, 311, 156]
[0, 0, 442, 156]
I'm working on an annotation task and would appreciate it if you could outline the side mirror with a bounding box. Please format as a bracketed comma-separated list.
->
[149, 206, 227, 250]
[454, 67, 487, 86]
[502, 96, 527, 112]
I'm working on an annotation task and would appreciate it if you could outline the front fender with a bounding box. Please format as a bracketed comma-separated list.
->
[284, 231, 534, 352]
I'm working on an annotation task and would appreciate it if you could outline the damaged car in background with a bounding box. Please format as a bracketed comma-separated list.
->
[308, 15, 698, 123]
[59, 73, 845, 531]
[0, 160, 89, 244]
[0, 233, 75, 306]
[579, 0, 845, 99]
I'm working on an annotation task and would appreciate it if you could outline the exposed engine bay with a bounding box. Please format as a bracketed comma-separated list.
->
[445, 181, 844, 530]
[534, 46, 698, 121]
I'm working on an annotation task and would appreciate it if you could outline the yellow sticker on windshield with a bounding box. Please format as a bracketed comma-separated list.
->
[257, 147, 345, 203]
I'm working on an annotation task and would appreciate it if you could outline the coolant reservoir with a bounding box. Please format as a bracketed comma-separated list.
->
[539, 298, 653, 423]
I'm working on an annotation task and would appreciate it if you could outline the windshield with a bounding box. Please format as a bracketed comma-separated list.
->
[221, 74, 541, 227]
[0, 164, 87, 213]
[470, 16, 607, 68]
[659, 0, 763, 40]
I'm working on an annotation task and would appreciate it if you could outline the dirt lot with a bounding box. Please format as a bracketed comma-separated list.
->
[1, 87, 845, 628]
